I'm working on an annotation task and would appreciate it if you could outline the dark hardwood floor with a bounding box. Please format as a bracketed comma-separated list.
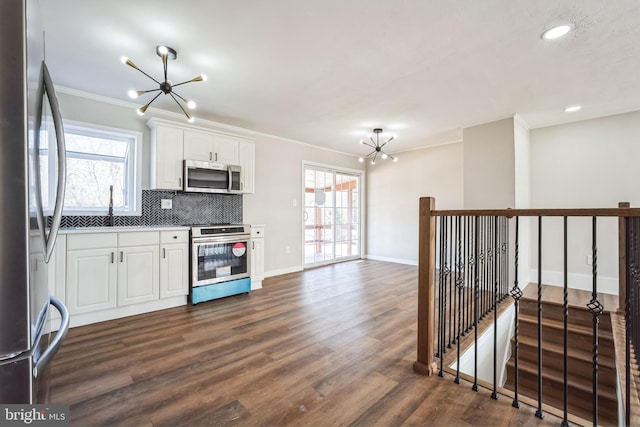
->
[51, 260, 561, 426]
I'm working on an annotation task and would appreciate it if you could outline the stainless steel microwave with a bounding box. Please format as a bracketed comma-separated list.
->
[184, 160, 242, 194]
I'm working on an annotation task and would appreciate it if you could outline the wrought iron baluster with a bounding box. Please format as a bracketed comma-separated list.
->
[473, 215, 479, 392]
[447, 216, 455, 348]
[586, 216, 602, 427]
[625, 217, 632, 426]
[467, 217, 476, 334]
[492, 216, 499, 400]
[511, 216, 522, 409]
[562, 216, 569, 427]
[455, 216, 464, 384]
[439, 216, 447, 376]
[435, 216, 442, 359]
[536, 216, 544, 419]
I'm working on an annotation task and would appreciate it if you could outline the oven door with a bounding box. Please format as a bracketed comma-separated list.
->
[192, 235, 250, 287]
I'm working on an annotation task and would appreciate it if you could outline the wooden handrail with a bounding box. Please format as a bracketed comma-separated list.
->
[431, 207, 640, 217]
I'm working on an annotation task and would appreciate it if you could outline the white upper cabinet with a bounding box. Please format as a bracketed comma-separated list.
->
[183, 129, 215, 162]
[212, 134, 239, 165]
[238, 140, 255, 194]
[148, 118, 254, 192]
[183, 130, 239, 165]
[150, 124, 184, 190]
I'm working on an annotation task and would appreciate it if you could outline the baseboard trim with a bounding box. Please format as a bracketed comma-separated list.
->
[365, 254, 418, 266]
[265, 265, 303, 278]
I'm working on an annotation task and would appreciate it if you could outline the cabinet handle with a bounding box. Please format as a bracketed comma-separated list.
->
[111, 252, 114, 263]
[173, 235, 177, 239]
[120, 251, 123, 263]
[215, 152, 218, 162]
[178, 177, 182, 188]
[163, 248, 166, 258]
[252, 241, 254, 250]
[209, 152, 212, 161]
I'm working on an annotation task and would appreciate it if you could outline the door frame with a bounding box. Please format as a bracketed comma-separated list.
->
[301, 161, 366, 268]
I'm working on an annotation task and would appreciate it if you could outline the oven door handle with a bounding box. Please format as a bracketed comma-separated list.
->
[193, 235, 251, 245]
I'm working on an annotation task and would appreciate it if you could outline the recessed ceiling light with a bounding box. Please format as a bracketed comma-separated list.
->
[564, 105, 582, 113]
[541, 24, 572, 40]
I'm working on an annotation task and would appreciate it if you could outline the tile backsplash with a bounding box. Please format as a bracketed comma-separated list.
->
[50, 190, 243, 228]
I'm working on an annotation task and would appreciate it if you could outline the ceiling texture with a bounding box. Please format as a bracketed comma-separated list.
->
[38, 0, 640, 156]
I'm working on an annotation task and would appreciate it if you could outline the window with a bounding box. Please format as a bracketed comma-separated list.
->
[39, 121, 142, 215]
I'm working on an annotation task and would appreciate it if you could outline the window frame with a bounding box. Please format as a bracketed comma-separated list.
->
[44, 120, 142, 216]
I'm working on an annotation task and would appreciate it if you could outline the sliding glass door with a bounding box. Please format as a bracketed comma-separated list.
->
[304, 164, 361, 266]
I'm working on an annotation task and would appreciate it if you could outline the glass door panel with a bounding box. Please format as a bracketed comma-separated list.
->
[304, 166, 361, 267]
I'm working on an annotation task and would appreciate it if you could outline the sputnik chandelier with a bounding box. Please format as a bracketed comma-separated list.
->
[121, 46, 207, 122]
[358, 128, 398, 164]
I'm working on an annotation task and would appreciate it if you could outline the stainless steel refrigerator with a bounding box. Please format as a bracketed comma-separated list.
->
[0, 0, 70, 404]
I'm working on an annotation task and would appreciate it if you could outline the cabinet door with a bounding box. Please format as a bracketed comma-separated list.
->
[160, 243, 189, 298]
[118, 245, 160, 306]
[213, 134, 239, 164]
[67, 248, 117, 314]
[251, 238, 265, 280]
[184, 129, 214, 161]
[152, 125, 184, 190]
[238, 141, 255, 194]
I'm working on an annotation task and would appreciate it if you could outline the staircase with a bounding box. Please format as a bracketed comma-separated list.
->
[504, 298, 618, 426]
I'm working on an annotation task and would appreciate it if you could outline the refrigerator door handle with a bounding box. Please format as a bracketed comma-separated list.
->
[33, 296, 69, 379]
[43, 62, 66, 263]
[34, 61, 66, 263]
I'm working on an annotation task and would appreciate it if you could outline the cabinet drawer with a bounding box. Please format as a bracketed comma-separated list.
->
[68, 233, 117, 250]
[118, 231, 160, 247]
[250, 226, 265, 238]
[160, 230, 189, 244]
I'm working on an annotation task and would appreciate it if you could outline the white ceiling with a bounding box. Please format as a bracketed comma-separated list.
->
[38, 0, 640, 156]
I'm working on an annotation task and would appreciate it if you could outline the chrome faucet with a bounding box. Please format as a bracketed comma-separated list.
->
[107, 185, 114, 226]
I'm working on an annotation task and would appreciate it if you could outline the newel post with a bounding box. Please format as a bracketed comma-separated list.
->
[414, 197, 438, 376]
[619, 202, 630, 312]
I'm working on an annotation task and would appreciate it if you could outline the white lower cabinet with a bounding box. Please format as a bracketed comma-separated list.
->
[66, 240, 118, 315]
[64, 230, 188, 322]
[118, 245, 160, 306]
[250, 225, 265, 289]
[160, 231, 189, 298]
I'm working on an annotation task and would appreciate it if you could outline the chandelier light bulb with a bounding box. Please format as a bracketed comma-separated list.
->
[187, 100, 196, 109]
[358, 157, 364, 163]
[120, 56, 128, 64]
[393, 157, 399, 162]
[381, 153, 388, 160]
[188, 116, 195, 123]
[127, 90, 138, 99]
[370, 159, 376, 165]
[136, 107, 145, 116]
[157, 45, 169, 55]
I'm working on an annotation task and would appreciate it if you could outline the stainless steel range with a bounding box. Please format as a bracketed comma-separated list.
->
[189, 224, 251, 304]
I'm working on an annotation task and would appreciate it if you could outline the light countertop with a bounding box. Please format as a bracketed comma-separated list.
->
[59, 225, 191, 234]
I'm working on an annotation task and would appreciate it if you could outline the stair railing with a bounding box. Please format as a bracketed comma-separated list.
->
[413, 197, 640, 427]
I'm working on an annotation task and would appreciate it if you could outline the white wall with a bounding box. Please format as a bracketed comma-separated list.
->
[463, 118, 515, 209]
[242, 136, 363, 276]
[530, 110, 640, 295]
[365, 143, 464, 264]
[513, 115, 531, 287]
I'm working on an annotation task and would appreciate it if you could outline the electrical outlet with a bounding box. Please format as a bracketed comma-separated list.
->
[292, 199, 297, 207]
[161, 199, 172, 209]
[586, 255, 593, 265]
[285, 245, 291, 254]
